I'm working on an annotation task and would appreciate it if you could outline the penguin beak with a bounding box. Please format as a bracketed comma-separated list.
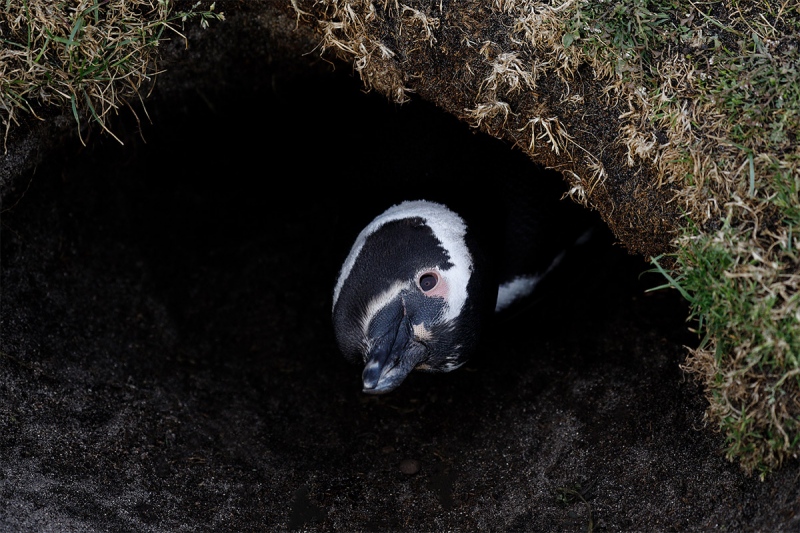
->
[362, 312, 427, 394]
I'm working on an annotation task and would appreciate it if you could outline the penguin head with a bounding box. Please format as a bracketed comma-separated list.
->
[332, 201, 494, 394]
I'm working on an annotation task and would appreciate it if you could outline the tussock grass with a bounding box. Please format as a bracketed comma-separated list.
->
[0, 0, 223, 148]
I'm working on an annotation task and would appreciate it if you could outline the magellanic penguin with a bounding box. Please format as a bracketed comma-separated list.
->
[332, 198, 590, 394]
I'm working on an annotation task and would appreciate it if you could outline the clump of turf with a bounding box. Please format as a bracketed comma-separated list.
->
[496, 0, 800, 477]
[642, 2, 800, 477]
[555, 0, 800, 476]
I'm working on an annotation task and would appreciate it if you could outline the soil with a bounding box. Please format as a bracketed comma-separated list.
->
[2, 65, 799, 531]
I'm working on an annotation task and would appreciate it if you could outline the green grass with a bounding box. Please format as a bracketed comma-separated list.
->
[562, 0, 677, 78]
[675, 2, 800, 476]
[670, 206, 800, 475]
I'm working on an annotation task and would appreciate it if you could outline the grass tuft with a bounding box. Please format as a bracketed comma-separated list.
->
[0, 0, 224, 149]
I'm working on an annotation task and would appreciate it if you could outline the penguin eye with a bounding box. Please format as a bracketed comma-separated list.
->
[419, 273, 438, 292]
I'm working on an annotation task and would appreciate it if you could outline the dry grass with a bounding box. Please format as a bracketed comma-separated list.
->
[0, 0, 223, 148]
[304, 0, 414, 103]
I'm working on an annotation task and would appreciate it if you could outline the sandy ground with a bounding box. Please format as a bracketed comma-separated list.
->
[2, 67, 799, 531]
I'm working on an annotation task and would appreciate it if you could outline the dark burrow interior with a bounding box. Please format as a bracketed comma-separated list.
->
[3, 61, 796, 531]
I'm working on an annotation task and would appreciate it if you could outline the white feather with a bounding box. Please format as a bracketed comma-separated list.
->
[494, 246, 569, 312]
[495, 275, 542, 312]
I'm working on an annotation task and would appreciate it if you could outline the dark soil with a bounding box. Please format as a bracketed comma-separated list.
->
[2, 65, 799, 531]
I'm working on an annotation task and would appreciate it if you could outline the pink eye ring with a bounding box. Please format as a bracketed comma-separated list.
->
[419, 272, 439, 292]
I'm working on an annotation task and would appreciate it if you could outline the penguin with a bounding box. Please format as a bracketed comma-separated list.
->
[331, 185, 595, 394]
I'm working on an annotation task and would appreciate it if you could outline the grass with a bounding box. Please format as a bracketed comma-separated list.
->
[561, 0, 676, 78]
[476, 0, 800, 476]
[655, 3, 800, 476]
[0, 0, 224, 148]
[567, 0, 800, 476]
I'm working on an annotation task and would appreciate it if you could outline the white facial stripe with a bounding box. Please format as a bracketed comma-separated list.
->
[333, 201, 473, 322]
[360, 280, 408, 341]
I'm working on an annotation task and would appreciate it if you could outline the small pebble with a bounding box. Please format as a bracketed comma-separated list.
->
[399, 458, 421, 475]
